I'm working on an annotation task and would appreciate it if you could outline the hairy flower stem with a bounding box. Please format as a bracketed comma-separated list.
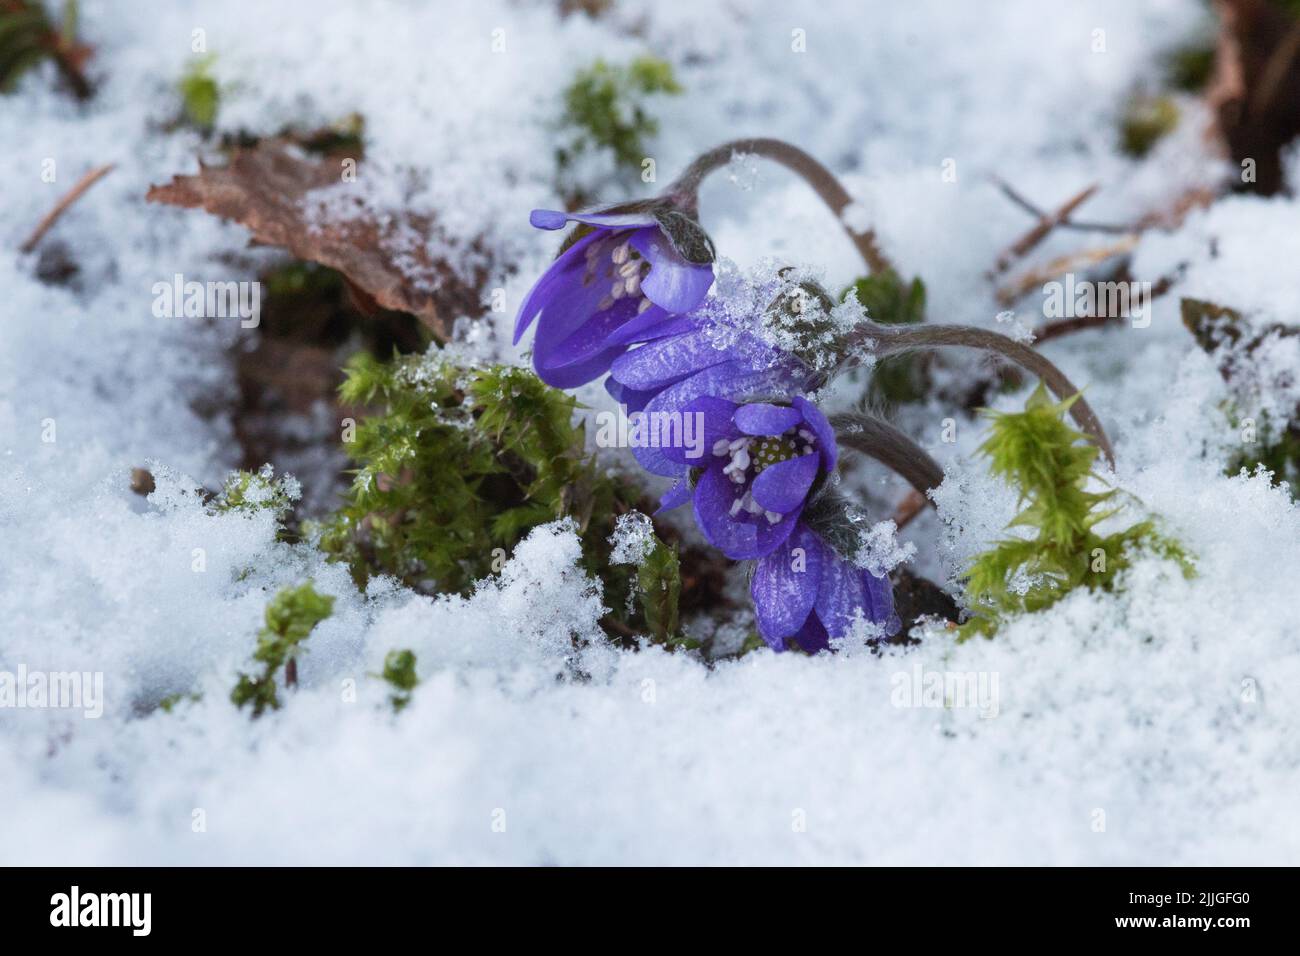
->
[847, 322, 1116, 467]
[668, 138, 893, 275]
[830, 412, 945, 500]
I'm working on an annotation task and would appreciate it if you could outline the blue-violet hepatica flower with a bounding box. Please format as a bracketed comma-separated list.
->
[751, 523, 899, 652]
[514, 207, 715, 388]
[655, 393, 898, 651]
[659, 395, 834, 559]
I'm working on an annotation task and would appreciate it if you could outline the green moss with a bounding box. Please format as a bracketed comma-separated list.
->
[1119, 94, 1179, 158]
[179, 54, 219, 131]
[960, 385, 1192, 638]
[380, 649, 418, 712]
[842, 269, 929, 404]
[0, 0, 87, 97]
[634, 534, 681, 645]
[156, 692, 200, 713]
[558, 55, 682, 174]
[211, 465, 297, 520]
[315, 355, 648, 634]
[231, 581, 335, 717]
[1164, 43, 1215, 93]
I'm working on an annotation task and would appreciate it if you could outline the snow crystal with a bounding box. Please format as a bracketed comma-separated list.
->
[608, 511, 656, 566]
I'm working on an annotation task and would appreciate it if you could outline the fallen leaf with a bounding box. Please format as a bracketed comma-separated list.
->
[147, 140, 489, 338]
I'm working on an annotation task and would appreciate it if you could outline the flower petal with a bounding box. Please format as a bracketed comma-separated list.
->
[630, 229, 714, 314]
[750, 452, 819, 514]
[791, 613, 831, 653]
[530, 208, 657, 231]
[609, 329, 730, 391]
[533, 295, 644, 388]
[792, 395, 838, 472]
[655, 475, 694, 514]
[815, 550, 897, 640]
[692, 465, 759, 559]
[734, 402, 803, 436]
[752, 505, 803, 558]
[657, 395, 740, 466]
[513, 228, 603, 344]
[604, 377, 658, 415]
[632, 361, 798, 475]
[751, 524, 824, 643]
[603, 308, 696, 347]
[863, 569, 902, 637]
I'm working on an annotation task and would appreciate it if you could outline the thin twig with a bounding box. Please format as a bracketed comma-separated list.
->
[19, 162, 115, 253]
[891, 488, 929, 530]
[996, 234, 1139, 305]
[1031, 269, 1179, 343]
[1034, 313, 1121, 344]
[988, 182, 1099, 277]
[992, 177, 1130, 235]
[668, 138, 894, 276]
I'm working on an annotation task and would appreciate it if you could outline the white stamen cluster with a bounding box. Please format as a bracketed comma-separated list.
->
[583, 234, 653, 315]
[710, 425, 819, 526]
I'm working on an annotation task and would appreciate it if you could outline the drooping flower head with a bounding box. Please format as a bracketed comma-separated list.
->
[648, 389, 897, 652]
[750, 523, 899, 652]
[514, 206, 716, 388]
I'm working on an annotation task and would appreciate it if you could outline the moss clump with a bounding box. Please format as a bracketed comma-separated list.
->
[1164, 42, 1215, 93]
[231, 582, 335, 717]
[178, 53, 219, 130]
[1119, 94, 1179, 158]
[961, 385, 1191, 638]
[380, 649, 418, 712]
[211, 465, 298, 520]
[558, 55, 682, 175]
[635, 534, 682, 646]
[0, 0, 92, 98]
[317, 356, 626, 604]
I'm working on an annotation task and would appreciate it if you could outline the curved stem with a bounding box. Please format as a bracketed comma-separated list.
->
[668, 138, 893, 276]
[846, 322, 1116, 467]
[830, 412, 945, 499]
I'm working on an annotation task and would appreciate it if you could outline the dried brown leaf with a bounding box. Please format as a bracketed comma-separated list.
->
[146, 141, 488, 339]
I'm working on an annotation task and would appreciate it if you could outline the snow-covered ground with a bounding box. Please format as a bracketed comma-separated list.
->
[2, 0, 1297, 864]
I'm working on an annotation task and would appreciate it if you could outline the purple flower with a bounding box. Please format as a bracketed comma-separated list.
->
[750, 524, 899, 652]
[513, 208, 715, 388]
[606, 322, 813, 480]
[650, 390, 899, 651]
[656, 394, 836, 560]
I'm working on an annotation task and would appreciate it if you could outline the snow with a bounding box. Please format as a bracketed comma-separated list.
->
[1, 0, 1298, 864]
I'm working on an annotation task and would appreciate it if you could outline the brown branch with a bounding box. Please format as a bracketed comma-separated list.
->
[992, 177, 1130, 235]
[1032, 269, 1180, 343]
[19, 162, 115, 253]
[669, 138, 894, 276]
[988, 182, 1099, 277]
[891, 488, 929, 530]
[996, 235, 1139, 306]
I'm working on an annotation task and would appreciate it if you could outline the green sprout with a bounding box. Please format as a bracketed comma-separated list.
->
[960, 385, 1191, 638]
[231, 581, 335, 717]
[558, 55, 682, 179]
[380, 649, 418, 712]
[179, 53, 219, 130]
